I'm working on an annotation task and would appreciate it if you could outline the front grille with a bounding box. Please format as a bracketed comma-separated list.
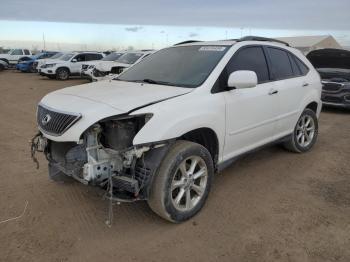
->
[323, 96, 343, 104]
[322, 82, 343, 92]
[37, 103, 81, 136]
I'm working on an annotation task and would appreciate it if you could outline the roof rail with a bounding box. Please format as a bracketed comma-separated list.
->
[173, 40, 202, 46]
[237, 36, 290, 46]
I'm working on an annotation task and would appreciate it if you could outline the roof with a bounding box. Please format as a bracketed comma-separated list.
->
[276, 35, 337, 48]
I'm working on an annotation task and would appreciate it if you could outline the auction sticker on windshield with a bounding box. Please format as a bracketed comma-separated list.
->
[199, 46, 226, 52]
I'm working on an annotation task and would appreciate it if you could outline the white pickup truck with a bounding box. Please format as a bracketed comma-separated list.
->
[0, 48, 32, 66]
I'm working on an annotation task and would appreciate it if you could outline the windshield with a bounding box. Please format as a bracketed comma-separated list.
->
[33, 53, 44, 59]
[102, 52, 124, 61]
[117, 45, 229, 88]
[60, 53, 74, 61]
[50, 53, 63, 59]
[117, 53, 144, 64]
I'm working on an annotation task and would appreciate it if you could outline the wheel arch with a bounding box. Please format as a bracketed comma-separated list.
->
[56, 66, 71, 74]
[0, 58, 9, 64]
[305, 101, 319, 114]
[179, 127, 219, 169]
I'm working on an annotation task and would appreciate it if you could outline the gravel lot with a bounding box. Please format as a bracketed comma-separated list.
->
[0, 70, 349, 262]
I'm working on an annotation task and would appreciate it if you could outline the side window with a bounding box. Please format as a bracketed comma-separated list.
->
[227, 46, 269, 84]
[267, 47, 294, 80]
[12, 49, 23, 55]
[294, 56, 309, 75]
[24, 49, 30, 55]
[85, 54, 100, 61]
[288, 53, 302, 76]
[74, 54, 86, 62]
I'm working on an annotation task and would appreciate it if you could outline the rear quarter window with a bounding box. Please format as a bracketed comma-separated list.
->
[294, 56, 309, 75]
[267, 47, 294, 80]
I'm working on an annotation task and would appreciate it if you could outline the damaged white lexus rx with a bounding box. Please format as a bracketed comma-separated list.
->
[32, 37, 322, 223]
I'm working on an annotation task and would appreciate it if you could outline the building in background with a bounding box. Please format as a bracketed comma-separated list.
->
[277, 35, 342, 54]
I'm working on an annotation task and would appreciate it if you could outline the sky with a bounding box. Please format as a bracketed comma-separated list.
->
[0, 0, 349, 51]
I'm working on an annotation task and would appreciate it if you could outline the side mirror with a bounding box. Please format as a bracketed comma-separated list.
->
[71, 59, 77, 63]
[227, 70, 258, 90]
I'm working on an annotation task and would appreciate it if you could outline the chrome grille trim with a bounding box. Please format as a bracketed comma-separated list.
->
[322, 81, 344, 93]
[37, 103, 82, 136]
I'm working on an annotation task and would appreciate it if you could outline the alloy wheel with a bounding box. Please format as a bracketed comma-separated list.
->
[171, 156, 208, 212]
[296, 114, 315, 147]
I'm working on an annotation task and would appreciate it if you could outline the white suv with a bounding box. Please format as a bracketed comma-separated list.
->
[81, 51, 125, 80]
[32, 37, 322, 223]
[39, 52, 104, 80]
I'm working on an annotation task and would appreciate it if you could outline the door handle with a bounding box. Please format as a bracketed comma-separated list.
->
[302, 83, 309, 87]
[268, 89, 278, 95]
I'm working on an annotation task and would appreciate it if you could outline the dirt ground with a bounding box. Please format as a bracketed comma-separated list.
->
[0, 70, 349, 262]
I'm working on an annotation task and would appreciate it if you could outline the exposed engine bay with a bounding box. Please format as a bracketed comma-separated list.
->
[31, 115, 171, 202]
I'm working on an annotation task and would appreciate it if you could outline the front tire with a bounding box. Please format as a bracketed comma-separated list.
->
[56, 68, 70, 80]
[283, 108, 318, 153]
[148, 141, 214, 223]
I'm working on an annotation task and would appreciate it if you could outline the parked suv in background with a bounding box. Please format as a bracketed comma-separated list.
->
[307, 48, 350, 109]
[35, 52, 66, 72]
[0, 48, 32, 66]
[16, 51, 58, 72]
[40, 52, 105, 80]
[33, 37, 321, 222]
[81, 51, 125, 80]
[92, 50, 153, 81]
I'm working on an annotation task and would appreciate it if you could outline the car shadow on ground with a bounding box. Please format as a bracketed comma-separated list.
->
[322, 106, 350, 114]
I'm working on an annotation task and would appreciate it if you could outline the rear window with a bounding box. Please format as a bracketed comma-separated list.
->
[267, 47, 294, 80]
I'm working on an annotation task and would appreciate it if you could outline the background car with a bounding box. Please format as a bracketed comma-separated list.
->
[16, 51, 58, 72]
[307, 48, 350, 109]
[91, 50, 154, 81]
[0, 59, 8, 71]
[0, 48, 32, 66]
[40, 52, 105, 80]
[81, 51, 125, 80]
[35, 52, 66, 72]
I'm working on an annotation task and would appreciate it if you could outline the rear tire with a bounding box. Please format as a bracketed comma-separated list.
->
[283, 108, 318, 153]
[148, 141, 214, 223]
[0, 64, 4, 71]
[56, 68, 70, 80]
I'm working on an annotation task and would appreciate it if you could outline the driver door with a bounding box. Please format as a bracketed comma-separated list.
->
[70, 54, 86, 74]
[223, 46, 279, 160]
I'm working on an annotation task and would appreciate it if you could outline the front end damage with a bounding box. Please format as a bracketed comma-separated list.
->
[32, 115, 171, 202]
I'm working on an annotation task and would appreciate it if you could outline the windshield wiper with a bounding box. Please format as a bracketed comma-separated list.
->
[135, 78, 180, 86]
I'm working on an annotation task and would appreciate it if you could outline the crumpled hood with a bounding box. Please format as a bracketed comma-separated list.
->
[95, 61, 130, 72]
[41, 80, 192, 113]
[39, 80, 193, 142]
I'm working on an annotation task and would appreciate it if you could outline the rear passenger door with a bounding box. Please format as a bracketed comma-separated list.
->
[223, 46, 279, 159]
[265, 47, 309, 136]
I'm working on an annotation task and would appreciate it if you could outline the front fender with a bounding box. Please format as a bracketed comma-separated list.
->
[131, 92, 226, 160]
